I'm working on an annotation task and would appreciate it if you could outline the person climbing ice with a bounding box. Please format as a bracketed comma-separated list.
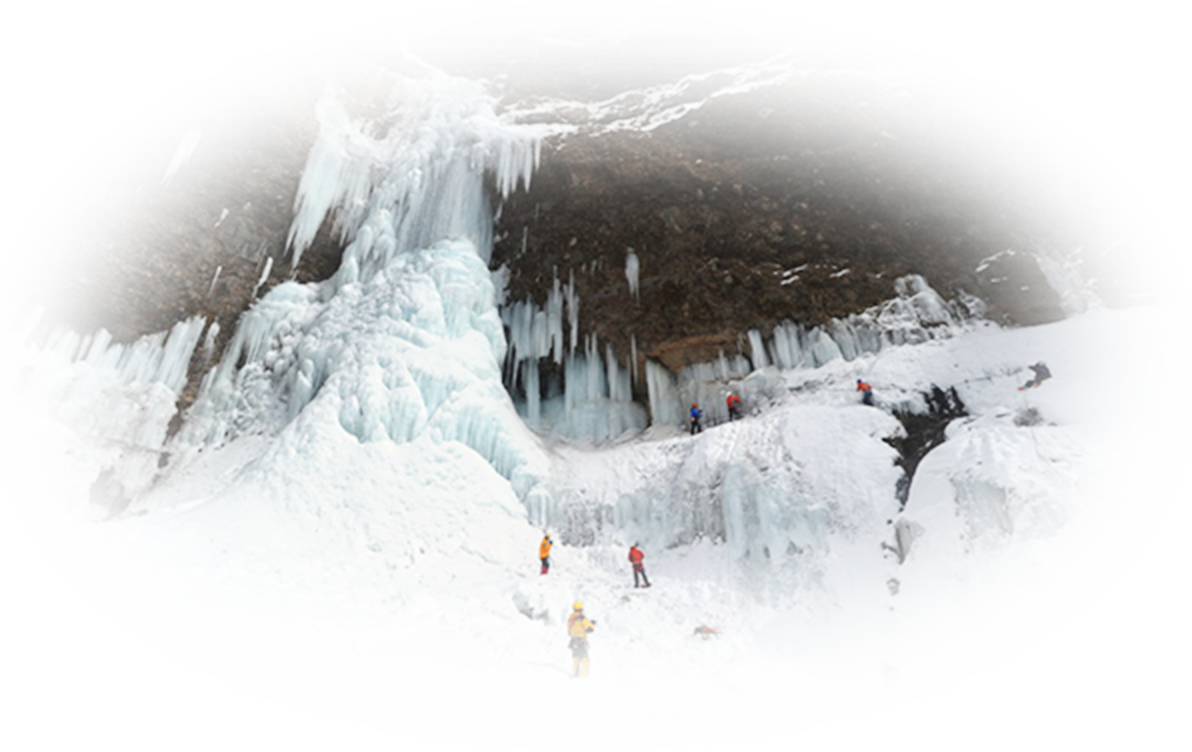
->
[539, 533, 552, 575]
[1019, 362, 1052, 390]
[690, 403, 703, 434]
[628, 542, 651, 588]
[567, 601, 596, 678]
[856, 378, 874, 406]
[726, 392, 742, 421]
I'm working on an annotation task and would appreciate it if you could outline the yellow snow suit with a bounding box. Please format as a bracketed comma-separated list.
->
[567, 609, 595, 677]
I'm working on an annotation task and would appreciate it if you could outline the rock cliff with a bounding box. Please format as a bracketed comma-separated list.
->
[39, 48, 1120, 419]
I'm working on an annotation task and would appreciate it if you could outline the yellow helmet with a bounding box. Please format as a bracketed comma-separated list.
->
[573, 601, 583, 611]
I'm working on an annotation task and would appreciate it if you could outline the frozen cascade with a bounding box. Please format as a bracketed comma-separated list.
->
[649, 276, 978, 428]
[763, 275, 975, 371]
[286, 72, 544, 276]
[502, 267, 647, 441]
[174, 70, 553, 508]
[17, 316, 208, 512]
[503, 274, 979, 438]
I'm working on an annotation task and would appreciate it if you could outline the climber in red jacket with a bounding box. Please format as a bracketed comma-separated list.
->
[726, 392, 742, 421]
[628, 543, 651, 588]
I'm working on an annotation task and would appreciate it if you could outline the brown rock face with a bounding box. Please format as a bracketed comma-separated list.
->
[39, 49, 1114, 425]
[410, 7, 1182, 376]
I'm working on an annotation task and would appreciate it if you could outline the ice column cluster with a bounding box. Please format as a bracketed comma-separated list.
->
[20, 316, 209, 512]
[502, 268, 646, 441]
[502, 274, 979, 435]
[175, 69, 553, 506]
[287, 73, 543, 280]
[646, 276, 981, 428]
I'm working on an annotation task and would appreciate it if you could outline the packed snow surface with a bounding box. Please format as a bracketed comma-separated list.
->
[2, 304, 1185, 751]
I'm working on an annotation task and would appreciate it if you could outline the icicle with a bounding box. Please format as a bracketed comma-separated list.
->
[202, 321, 220, 360]
[747, 329, 769, 370]
[625, 248, 640, 302]
[547, 271, 564, 364]
[630, 334, 638, 388]
[206, 266, 222, 297]
[646, 360, 683, 427]
[523, 359, 541, 427]
[565, 269, 579, 355]
[252, 256, 274, 299]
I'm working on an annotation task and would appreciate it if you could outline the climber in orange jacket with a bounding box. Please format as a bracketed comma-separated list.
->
[539, 533, 552, 574]
[567, 601, 596, 678]
[856, 378, 874, 406]
[628, 543, 651, 588]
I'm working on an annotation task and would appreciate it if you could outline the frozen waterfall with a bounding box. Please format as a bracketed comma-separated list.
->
[173, 68, 553, 507]
[504, 273, 984, 437]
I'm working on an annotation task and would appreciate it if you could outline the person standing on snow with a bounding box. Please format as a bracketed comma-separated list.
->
[567, 602, 596, 678]
[689, 403, 703, 434]
[539, 533, 553, 575]
[628, 543, 651, 588]
[726, 392, 742, 421]
[856, 378, 874, 406]
[1019, 362, 1052, 390]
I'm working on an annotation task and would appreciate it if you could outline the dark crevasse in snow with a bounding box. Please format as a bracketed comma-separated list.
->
[882, 388, 963, 695]
[882, 386, 963, 562]
[886, 384, 967, 510]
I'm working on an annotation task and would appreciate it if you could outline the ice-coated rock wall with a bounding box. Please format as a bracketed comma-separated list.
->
[13, 315, 209, 513]
[503, 274, 984, 436]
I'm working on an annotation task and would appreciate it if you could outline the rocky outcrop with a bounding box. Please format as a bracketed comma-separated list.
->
[39, 53, 1106, 422]
[491, 73, 1067, 385]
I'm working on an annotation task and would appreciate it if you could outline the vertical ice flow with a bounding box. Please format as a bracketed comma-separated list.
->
[176, 69, 552, 509]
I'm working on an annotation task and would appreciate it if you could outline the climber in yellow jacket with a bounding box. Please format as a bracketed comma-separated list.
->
[567, 601, 596, 678]
[539, 534, 552, 574]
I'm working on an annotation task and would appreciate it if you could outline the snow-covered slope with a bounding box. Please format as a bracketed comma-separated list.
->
[3, 302, 1184, 751]
[2, 44, 1186, 752]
